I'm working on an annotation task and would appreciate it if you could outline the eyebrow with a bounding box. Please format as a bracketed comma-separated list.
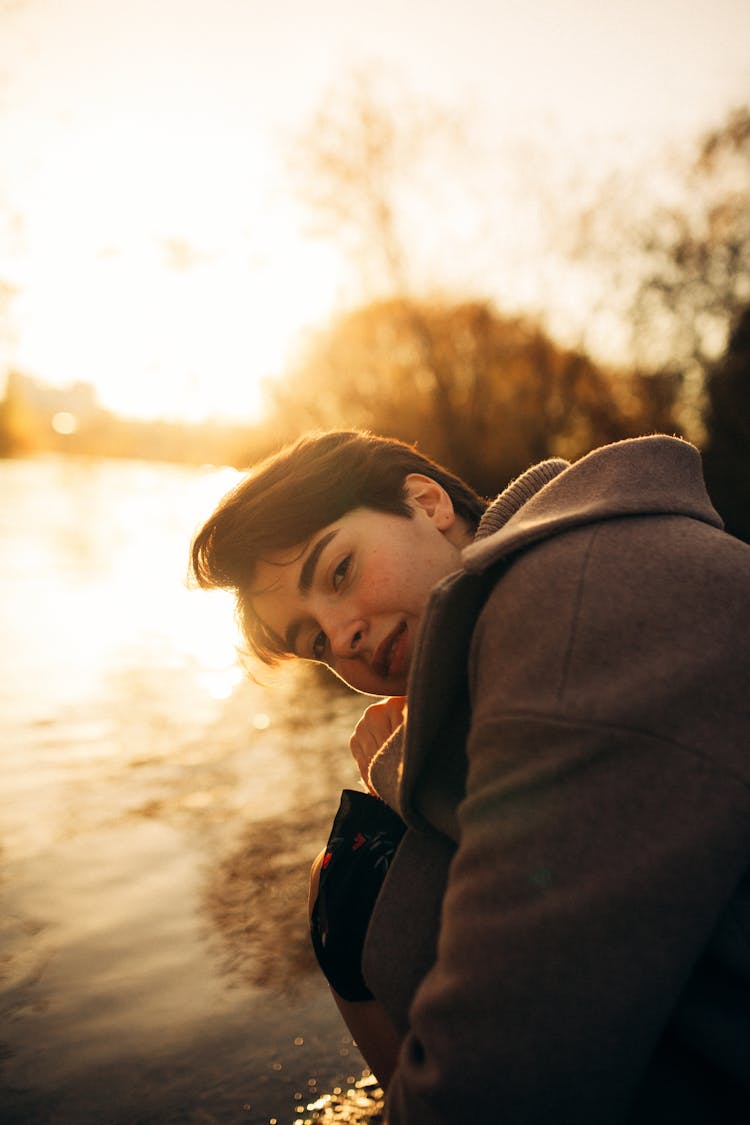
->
[284, 529, 339, 653]
[299, 529, 339, 593]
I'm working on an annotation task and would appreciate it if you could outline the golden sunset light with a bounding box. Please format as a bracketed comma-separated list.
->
[1, 0, 748, 425]
[4, 82, 342, 422]
[2, 3, 750, 1121]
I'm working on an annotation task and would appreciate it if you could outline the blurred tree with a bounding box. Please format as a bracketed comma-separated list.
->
[701, 305, 750, 542]
[622, 107, 750, 532]
[291, 67, 467, 297]
[574, 106, 750, 439]
[268, 297, 667, 495]
[0, 370, 42, 455]
[0, 263, 19, 425]
[284, 72, 680, 490]
[631, 108, 750, 378]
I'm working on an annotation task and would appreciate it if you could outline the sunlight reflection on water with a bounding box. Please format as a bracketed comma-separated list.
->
[0, 455, 369, 1124]
[0, 455, 243, 721]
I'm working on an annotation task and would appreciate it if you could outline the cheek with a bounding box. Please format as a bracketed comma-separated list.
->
[362, 554, 425, 611]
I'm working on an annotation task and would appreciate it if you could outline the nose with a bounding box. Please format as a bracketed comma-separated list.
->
[326, 614, 367, 659]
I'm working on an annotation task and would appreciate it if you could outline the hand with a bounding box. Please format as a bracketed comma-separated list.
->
[349, 696, 407, 792]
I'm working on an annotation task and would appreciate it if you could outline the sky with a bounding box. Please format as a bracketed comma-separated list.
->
[0, 0, 748, 422]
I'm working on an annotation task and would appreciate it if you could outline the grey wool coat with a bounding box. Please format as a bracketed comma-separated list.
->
[363, 435, 750, 1124]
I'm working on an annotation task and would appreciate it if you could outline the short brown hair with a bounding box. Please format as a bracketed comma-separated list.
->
[189, 430, 486, 664]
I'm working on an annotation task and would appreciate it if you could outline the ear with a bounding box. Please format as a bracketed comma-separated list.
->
[403, 473, 456, 532]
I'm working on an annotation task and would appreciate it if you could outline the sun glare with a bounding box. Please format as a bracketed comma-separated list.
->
[51, 411, 78, 435]
[3, 0, 748, 427]
[10, 107, 342, 424]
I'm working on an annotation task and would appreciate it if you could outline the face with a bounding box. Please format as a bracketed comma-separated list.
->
[249, 475, 471, 695]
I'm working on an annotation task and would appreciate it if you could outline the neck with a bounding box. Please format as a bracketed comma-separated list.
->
[448, 515, 476, 550]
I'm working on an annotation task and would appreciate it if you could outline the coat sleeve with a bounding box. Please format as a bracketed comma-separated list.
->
[383, 519, 750, 1124]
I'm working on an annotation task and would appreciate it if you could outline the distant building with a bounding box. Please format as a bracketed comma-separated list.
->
[4, 371, 100, 421]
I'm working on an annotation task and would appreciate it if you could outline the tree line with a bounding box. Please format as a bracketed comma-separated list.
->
[242, 97, 750, 542]
[2, 87, 748, 541]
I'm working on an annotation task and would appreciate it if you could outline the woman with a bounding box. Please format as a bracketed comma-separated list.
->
[191, 430, 750, 1124]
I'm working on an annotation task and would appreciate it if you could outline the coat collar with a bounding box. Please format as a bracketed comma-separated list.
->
[464, 436, 721, 577]
[397, 435, 722, 831]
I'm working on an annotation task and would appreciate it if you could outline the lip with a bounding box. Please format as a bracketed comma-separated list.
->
[373, 620, 408, 680]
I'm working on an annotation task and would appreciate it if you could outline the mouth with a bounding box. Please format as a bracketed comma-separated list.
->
[373, 620, 408, 680]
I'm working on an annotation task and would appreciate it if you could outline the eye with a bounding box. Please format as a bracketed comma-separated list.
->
[312, 630, 328, 660]
[332, 555, 351, 591]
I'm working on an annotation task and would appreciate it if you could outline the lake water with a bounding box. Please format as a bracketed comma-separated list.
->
[0, 455, 378, 1125]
